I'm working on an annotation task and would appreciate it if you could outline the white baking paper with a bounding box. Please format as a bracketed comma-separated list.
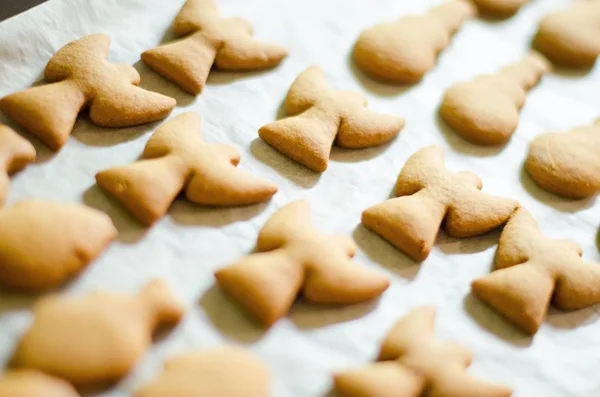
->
[1, 0, 599, 396]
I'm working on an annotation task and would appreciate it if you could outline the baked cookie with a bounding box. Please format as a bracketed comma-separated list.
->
[472, 208, 600, 334]
[215, 200, 390, 326]
[0, 124, 36, 206]
[470, 0, 528, 17]
[142, 0, 287, 95]
[258, 66, 404, 172]
[0, 200, 117, 291]
[533, 2, 600, 68]
[335, 306, 512, 397]
[0, 34, 176, 151]
[525, 120, 600, 199]
[96, 112, 277, 226]
[353, 0, 477, 83]
[440, 52, 550, 145]
[362, 145, 518, 261]
[0, 371, 80, 397]
[12, 280, 184, 387]
[135, 347, 269, 397]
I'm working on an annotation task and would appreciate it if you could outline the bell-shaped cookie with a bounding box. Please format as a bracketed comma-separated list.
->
[12, 280, 184, 387]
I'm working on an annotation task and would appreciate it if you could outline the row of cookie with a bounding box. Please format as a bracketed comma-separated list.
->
[0, 0, 292, 152]
[3, 141, 598, 338]
[2, 0, 597, 153]
[0, 298, 513, 396]
[355, 1, 600, 85]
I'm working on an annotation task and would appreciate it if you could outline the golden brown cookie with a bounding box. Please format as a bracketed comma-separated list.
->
[215, 200, 390, 326]
[0, 124, 36, 206]
[0, 200, 117, 291]
[135, 347, 269, 397]
[96, 112, 277, 226]
[0, 370, 80, 397]
[525, 120, 600, 199]
[12, 279, 184, 387]
[472, 208, 600, 334]
[353, 0, 477, 83]
[142, 0, 288, 95]
[533, 2, 600, 68]
[362, 145, 518, 261]
[258, 66, 404, 172]
[470, 0, 528, 17]
[0, 34, 176, 151]
[334, 306, 512, 397]
[440, 52, 550, 145]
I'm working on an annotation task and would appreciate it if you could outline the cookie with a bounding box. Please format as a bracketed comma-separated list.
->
[142, 0, 288, 95]
[0, 200, 117, 291]
[470, 0, 528, 17]
[135, 347, 269, 397]
[362, 145, 518, 261]
[215, 200, 390, 326]
[353, 0, 477, 83]
[0, 371, 80, 397]
[533, 2, 600, 68]
[440, 52, 550, 145]
[525, 120, 600, 199]
[0, 34, 176, 151]
[0, 124, 36, 206]
[12, 279, 184, 387]
[472, 208, 600, 334]
[258, 66, 404, 172]
[96, 112, 277, 226]
[334, 306, 512, 397]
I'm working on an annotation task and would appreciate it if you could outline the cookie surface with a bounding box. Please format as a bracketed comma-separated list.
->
[334, 306, 512, 397]
[533, 2, 600, 67]
[0, 371, 80, 397]
[353, 0, 476, 83]
[142, 0, 287, 95]
[0, 34, 176, 151]
[470, 0, 528, 17]
[215, 199, 390, 326]
[0, 200, 117, 291]
[525, 121, 600, 199]
[472, 208, 600, 334]
[12, 280, 184, 387]
[258, 66, 404, 172]
[362, 145, 518, 261]
[0, 124, 36, 206]
[96, 111, 277, 226]
[135, 347, 269, 397]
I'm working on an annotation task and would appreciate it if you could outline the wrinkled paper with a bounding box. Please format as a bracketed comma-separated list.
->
[1, 0, 599, 396]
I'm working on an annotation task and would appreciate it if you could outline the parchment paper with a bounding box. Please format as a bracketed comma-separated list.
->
[1, 0, 599, 396]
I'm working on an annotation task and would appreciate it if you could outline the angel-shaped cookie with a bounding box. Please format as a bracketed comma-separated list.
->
[259, 66, 404, 172]
[353, 0, 477, 83]
[472, 208, 600, 334]
[0, 200, 117, 291]
[335, 306, 512, 397]
[12, 280, 184, 387]
[440, 52, 550, 145]
[526, 120, 600, 199]
[0, 124, 36, 206]
[135, 347, 269, 397]
[215, 200, 390, 326]
[96, 112, 277, 226]
[534, 2, 600, 68]
[142, 0, 288, 95]
[0, 34, 176, 151]
[0, 371, 80, 397]
[362, 146, 518, 261]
